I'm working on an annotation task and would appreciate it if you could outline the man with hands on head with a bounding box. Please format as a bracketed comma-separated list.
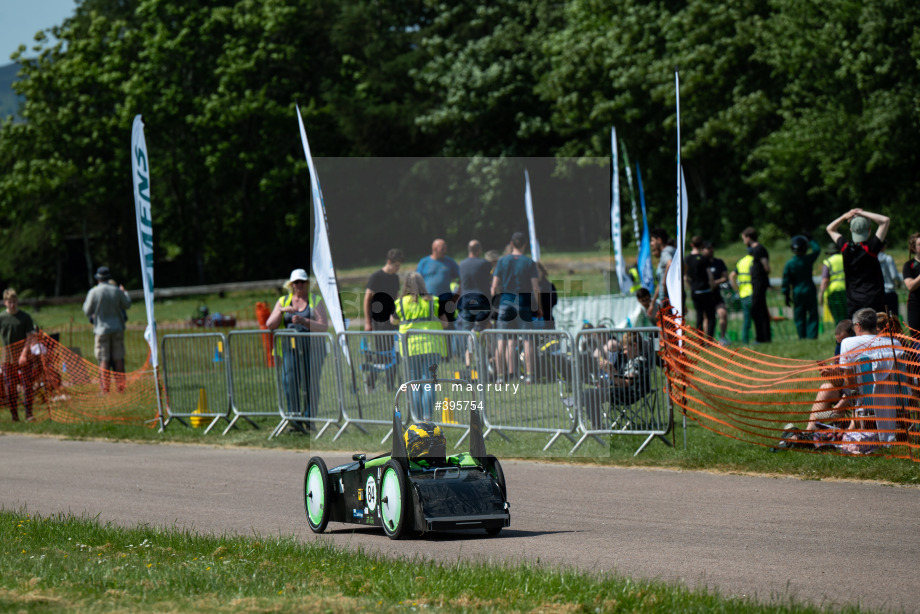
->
[826, 208, 890, 319]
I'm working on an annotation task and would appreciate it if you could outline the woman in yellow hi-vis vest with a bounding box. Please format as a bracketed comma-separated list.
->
[390, 272, 447, 420]
[266, 269, 328, 423]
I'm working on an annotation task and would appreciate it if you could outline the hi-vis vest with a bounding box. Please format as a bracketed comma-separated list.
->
[735, 255, 754, 299]
[280, 292, 321, 325]
[823, 253, 845, 294]
[628, 266, 641, 294]
[394, 296, 446, 357]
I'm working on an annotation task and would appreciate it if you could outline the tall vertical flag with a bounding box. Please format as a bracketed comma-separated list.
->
[635, 163, 654, 293]
[131, 115, 157, 368]
[296, 105, 347, 354]
[610, 127, 630, 293]
[524, 169, 540, 262]
[665, 70, 686, 319]
[620, 141, 640, 248]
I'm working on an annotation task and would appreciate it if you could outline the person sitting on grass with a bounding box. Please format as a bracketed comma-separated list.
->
[806, 319, 855, 436]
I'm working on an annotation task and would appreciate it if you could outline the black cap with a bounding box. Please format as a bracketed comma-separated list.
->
[94, 266, 112, 281]
[511, 231, 527, 245]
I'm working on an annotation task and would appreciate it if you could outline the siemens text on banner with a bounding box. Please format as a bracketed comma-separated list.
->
[131, 115, 157, 367]
[524, 169, 540, 262]
[295, 106, 347, 348]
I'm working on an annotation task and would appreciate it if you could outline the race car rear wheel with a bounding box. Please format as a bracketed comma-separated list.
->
[380, 460, 409, 539]
[304, 457, 331, 533]
[486, 454, 507, 500]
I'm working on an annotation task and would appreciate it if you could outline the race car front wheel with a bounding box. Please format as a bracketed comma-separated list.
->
[304, 457, 331, 533]
[380, 460, 410, 539]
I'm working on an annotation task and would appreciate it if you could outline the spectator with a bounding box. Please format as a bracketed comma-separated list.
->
[826, 208, 890, 318]
[649, 228, 675, 303]
[457, 240, 493, 334]
[390, 272, 447, 420]
[491, 232, 543, 383]
[781, 235, 821, 339]
[741, 227, 771, 343]
[838, 307, 903, 444]
[877, 244, 901, 318]
[819, 242, 847, 325]
[417, 238, 460, 325]
[685, 235, 716, 338]
[806, 319, 855, 434]
[703, 242, 730, 345]
[266, 269, 329, 424]
[535, 262, 558, 330]
[903, 232, 920, 340]
[729, 253, 754, 344]
[82, 266, 131, 393]
[635, 287, 659, 326]
[0, 288, 36, 421]
[364, 249, 403, 332]
[363, 249, 403, 389]
[598, 331, 652, 406]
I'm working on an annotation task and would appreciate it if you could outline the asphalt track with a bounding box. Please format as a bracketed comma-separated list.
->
[2, 434, 919, 613]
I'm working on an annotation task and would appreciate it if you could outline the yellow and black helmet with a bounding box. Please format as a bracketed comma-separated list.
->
[404, 422, 447, 461]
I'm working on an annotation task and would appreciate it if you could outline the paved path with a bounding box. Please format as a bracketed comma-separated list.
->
[2, 435, 918, 612]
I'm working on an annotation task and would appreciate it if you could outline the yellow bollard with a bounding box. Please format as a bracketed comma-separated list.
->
[441, 396, 459, 424]
[191, 388, 207, 428]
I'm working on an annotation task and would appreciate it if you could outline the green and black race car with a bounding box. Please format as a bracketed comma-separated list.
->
[303, 371, 509, 539]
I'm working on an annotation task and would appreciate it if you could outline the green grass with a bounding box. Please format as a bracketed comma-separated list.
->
[0, 509, 874, 613]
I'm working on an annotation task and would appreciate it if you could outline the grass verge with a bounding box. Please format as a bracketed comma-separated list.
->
[1, 509, 871, 613]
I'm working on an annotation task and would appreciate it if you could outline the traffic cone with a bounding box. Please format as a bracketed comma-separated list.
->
[191, 388, 207, 428]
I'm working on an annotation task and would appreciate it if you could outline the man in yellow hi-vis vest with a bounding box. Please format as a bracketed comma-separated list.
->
[730, 254, 754, 344]
[391, 272, 447, 420]
[819, 243, 847, 324]
[266, 269, 328, 423]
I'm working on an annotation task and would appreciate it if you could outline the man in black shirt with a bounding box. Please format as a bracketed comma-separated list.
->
[363, 249, 403, 389]
[742, 227, 772, 343]
[826, 208, 890, 319]
[364, 248, 403, 332]
[684, 235, 715, 338]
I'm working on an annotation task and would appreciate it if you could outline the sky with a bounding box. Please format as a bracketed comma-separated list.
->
[0, 0, 77, 64]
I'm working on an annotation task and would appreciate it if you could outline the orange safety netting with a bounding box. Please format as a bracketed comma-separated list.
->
[1, 331, 159, 425]
[658, 302, 920, 461]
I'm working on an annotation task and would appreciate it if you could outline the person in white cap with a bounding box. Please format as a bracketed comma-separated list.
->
[266, 269, 328, 425]
[826, 208, 890, 318]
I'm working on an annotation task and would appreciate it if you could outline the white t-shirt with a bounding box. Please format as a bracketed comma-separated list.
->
[839, 333, 905, 442]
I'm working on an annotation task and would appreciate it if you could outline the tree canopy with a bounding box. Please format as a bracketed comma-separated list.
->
[1, 0, 918, 296]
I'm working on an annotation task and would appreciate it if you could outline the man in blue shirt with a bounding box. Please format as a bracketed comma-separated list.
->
[416, 238, 460, 320]
[491, 232, 543, 383]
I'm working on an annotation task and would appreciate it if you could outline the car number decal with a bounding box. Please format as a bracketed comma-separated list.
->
[365, 475, 378, 512]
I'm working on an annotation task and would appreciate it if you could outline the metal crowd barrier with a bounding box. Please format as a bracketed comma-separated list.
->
[334, 331, 401, 440]
[161, 332, 231, 433]
[269, 331, 342, 440]
[477, 329, 578, 451]
[398, 329, 481, 446]
[224, 330, 280, 435]
[568, 326, 673, 455]
[159, 327, 672, 455]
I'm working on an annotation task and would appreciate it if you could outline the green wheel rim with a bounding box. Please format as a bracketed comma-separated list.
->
[305, 464, 325, 526]
[380, 467, 402, 532]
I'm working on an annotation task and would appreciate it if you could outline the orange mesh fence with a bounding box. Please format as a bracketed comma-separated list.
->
[658, 302, 920, 461]
[1, 331, 159, 425]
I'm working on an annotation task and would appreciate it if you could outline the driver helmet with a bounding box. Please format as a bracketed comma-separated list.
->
[404, 421, 447, 463]
[790, 235, 808, 255]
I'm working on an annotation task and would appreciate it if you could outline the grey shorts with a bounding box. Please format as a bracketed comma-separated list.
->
[94, 331, 126, 363]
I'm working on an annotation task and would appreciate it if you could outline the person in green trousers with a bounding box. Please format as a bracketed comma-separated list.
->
[782, 235, 822, 339]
